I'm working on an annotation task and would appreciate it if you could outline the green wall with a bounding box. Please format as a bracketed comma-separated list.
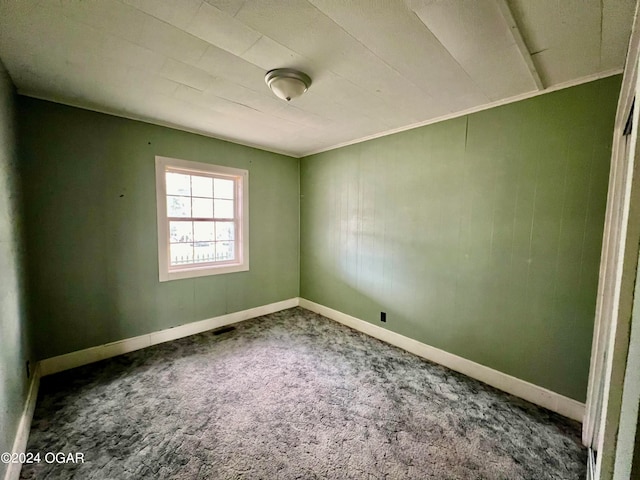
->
[18, 97, 299, 360]
[15, 75, 620, 403]
[300, 76, 621, 402]
[0, 63, 31, 479]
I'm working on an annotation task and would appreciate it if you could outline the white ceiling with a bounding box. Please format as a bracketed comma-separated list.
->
[0, 0, 635, 157]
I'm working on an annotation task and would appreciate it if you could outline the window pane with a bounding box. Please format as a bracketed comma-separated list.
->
[216, 241, 235, 261]
[167, 196, 191, 217]
[214, 199, 234, 218]
[194, 221, 215, 242]
[169, 221, 193, 243]
[215, 222, 234, 241]
[170, 243, 194, 266]
[214, 178, 234, 199]
[192, 198, 213, 218]
[193, 242, 215, 263]
[166, 173, 191, 196]
[192, 175, 213, 198]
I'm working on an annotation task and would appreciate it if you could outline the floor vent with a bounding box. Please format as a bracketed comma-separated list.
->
[211, 326, 236, 336]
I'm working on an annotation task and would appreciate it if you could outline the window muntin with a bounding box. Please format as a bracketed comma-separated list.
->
[165, 171, 236, 267]
[156, 157, 248, 281]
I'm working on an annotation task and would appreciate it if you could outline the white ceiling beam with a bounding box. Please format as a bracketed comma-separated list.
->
[495, 0, 545, 90]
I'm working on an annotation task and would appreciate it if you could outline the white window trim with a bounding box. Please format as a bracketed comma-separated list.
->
[155, 156, 249, 282]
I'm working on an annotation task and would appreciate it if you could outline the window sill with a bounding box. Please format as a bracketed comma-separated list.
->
[159, 262, 249, 282]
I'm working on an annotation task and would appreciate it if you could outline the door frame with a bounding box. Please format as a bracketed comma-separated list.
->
[584, 3, 640, 478]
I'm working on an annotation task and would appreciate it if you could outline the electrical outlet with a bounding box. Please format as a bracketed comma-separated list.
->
[380, 311, 387, 323]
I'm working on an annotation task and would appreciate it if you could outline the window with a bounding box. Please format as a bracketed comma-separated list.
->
[155, 156, 249, 281]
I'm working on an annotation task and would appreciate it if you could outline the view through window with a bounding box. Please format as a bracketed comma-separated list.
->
[156, 157, 249, 281]
[166, 171, 236, 266]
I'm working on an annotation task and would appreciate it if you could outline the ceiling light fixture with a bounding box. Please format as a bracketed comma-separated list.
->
[265, 68, 312, 102]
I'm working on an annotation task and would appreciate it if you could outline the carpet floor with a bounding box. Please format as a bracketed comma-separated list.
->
[20, 307, 586, 479]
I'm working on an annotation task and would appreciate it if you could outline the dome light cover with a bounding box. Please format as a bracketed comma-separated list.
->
[265, 68, 312, 102]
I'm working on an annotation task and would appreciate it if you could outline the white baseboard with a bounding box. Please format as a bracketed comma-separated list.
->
[4, 296, 584, 480]
[6, 298, 299, 479]
[3, 364, 40, 480]
[298, 298, 585, 422]
[39, 298, 300, 377]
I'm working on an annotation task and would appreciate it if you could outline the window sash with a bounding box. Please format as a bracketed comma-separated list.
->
[156, 156, 249, 282]
[167, 218, 239, 269]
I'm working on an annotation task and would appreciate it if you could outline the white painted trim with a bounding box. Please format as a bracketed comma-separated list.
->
[16, 90, 300, 159]
[301, 69, 623, 157]
[588, 448, 596, 480]
[39, 298, 299, 377]
[155, 156, 250, 282]
[298, 298, 585, 422]
[3, 365, 41, 480]
[20, 69, 622, 160]
[586, 3, 640, 477]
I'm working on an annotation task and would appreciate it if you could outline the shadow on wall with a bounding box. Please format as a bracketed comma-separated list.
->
[300, 75, 622, 402]
[17, 97, 300, 362]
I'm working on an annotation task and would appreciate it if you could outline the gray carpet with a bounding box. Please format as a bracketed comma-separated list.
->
[21, 307, 586, 479]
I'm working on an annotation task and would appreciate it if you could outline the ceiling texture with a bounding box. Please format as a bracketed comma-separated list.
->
[0, 0, 636, 157]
